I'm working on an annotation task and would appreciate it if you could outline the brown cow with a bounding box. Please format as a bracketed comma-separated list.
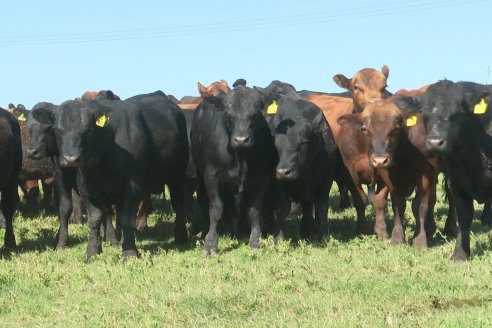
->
[177, 80, 231, 110]
[337, 100, 436, 247]
[307, 66, 391, 210]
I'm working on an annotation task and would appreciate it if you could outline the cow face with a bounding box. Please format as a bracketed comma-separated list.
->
[274, 113, 324, 181]
[27, 103, 57, 159]
[339, 101, 403, 169]
[223, 87, 265, 149]
[333, 65, 390, 112]
[55, 100, 110, 167]
[396, 80, 491, 155]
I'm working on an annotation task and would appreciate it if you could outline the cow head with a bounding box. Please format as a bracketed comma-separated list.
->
[333, 65, 390, 112]
[339, 100, 406, 169]
[223, 86, 265, 149]
[198, 80, 231, 98]
[274, 111, 327, 180]
[27, 102, 58, 159]
[396, 80, 492, 155]
[55, 100, 112, 167]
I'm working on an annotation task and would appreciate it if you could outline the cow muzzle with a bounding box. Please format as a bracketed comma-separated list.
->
[60, 155, 80, 167]
[425, 138, 447, 153]
[232, 135, 252, 148]
[276, 167, 297, 181]
[370, 154, 390, 168]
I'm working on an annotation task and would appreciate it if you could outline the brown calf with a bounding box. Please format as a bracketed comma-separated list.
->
[337, 100, 436, 248]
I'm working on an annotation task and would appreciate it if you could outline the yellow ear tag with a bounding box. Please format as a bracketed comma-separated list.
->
[406, 115, 417, 127]
[96, 114, 109, 127]
[474, 98, 488, 115]
[267, 100, 278, 114]
[17, 113, 26, 121]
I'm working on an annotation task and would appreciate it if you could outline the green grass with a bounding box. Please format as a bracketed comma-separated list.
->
[1, 180, 492, 327]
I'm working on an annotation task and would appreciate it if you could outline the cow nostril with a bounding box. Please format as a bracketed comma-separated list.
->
[63, 155, 79, 164]
[234, 136, 250, 144]
[27, 149, 39, 158]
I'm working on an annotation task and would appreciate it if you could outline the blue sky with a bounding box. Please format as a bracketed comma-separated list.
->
[2, 0, 490, 108]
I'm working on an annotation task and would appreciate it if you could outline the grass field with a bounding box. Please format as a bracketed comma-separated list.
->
[1, 181, 492, 327]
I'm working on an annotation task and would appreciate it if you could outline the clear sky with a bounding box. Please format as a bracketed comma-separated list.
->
[2, 0, 491, 108]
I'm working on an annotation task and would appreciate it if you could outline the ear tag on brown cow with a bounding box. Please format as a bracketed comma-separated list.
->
[406, 115, 417, 127]
[96, 114, 109, 127]
[474, 98, 488, 115]
[267, 100, 278, 114]
[17, 113, 26, 121]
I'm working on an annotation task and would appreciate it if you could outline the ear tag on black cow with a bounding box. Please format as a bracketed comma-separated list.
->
[406, 115, 417, 127]
[267, 100, 278, 115]
[17, 113, 27, 122]
[96, 114, 109, 127]
[474, 98, 488, 115]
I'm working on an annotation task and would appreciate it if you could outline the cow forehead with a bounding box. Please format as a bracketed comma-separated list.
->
[362, 102, 399, 125]
[352, 69, 386, 87]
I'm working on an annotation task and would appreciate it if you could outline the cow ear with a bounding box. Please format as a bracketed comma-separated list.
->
[338, 113, 362, 128]
[12, 106, 28, 122]
[197, 82, 207, 97]
[333, 74, 351, 90]
[381, 65, 390, 78]
[395, 95, 421, 113]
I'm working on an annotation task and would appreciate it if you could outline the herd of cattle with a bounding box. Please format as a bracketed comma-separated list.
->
[1, 65, 492, 261]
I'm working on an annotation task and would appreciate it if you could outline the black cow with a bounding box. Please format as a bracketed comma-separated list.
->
[191, 86, 276, 256]
[256, 81, 337, 240]
[26, 102, 97, 249]
[10, 104, 56, 217]
[55, 91, 188, 259]
[397, 80, 492, 260]
[0, 107, 22, 248]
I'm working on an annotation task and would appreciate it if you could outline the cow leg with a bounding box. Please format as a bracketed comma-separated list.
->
[102, 214, 119, 246]
[452, 193, 474, 261]
[349, 182, 370, 235]
[413, 184, 436, 238]
[480, 201, 492, 227]
[183, 176, 196, 224]
[168, 179, 188, 244]
[412, 176, 432, 249]
[116, 198, 139, 259]
[85, 202, 105, 259]
[24, 180, 40, 217]
[390, 190, 406, 245]
[443, 179, 458, 237]
[193, 174, 209, 237]
[248, 188, 267, 250]
[299, 200, 315, 239]
[41, 179, 54, 214]
[273, 187, 290, 242]
[313, 186, 330, 241]
[203, 176, 222, 256]
[69, 189, 83, 224]
[135, 194, 152, 231]
[2, 179, 18, 249]
[373, 186, 389, 241]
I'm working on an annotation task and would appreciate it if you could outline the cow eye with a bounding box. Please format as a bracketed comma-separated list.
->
[353, 85, 361, 92]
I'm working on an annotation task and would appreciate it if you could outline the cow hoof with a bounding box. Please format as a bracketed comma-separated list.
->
[412, 234, 428, 249]
[122, 250, 139, 260]
[86, 245, 102, 259]
[202, 248, 218, 257]
[390, 226, 405, 245]
[451, 248, 469, 261]
[55, 241, 67, 250]
[374, 222, 389, 241]
[249, 241, 260, 249]
[3, 236, 16, 250]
